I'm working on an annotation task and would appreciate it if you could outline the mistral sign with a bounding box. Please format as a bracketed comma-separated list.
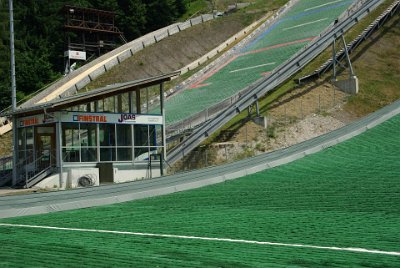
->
[62, 112, 163, 125]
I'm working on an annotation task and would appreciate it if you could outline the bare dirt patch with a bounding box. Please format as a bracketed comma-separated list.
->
[0, 131, 12, 158]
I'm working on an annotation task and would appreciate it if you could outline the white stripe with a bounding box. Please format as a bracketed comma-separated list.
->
[229, 62, 276, 73]
[283, 18, 328, 31]
[1, 223, 399, 256]
[305, 0, 345, 11]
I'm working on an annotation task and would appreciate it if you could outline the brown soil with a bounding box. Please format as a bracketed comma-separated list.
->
[0, 131, 12, 157]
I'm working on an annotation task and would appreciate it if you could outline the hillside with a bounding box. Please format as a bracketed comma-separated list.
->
[86, 12, 263, 89]
[188, 5, 400, 168]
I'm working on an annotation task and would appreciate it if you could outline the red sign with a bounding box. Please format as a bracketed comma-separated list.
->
[20, 117, 39, 127]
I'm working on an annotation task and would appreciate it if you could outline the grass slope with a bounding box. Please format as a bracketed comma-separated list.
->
[1, 114, 399, 267]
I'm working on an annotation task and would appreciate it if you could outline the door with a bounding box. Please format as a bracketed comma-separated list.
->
[35, 125, 56, 171]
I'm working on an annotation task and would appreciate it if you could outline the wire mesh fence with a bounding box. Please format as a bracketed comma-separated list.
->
[169, 85, 348, 173]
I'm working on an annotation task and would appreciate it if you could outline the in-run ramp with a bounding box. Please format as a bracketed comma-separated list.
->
[166, 0, 386, 164]
[164, 0, 358, 125]
[0, 99, 399, 219]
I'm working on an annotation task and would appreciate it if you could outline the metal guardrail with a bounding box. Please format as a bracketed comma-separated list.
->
[166, 0, 386, 165]
[297, 0, 400, 84]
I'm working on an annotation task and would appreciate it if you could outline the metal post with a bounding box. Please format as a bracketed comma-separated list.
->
[320, 94, 323, 113]
[332, 38, 337, 80]
[341, 35, 355, 77]
[255, 100, 260, 117]
[146, 87, 149, 113]
[56, 121, 63, 189]
[9, 0, 18, 186]
[160, 83, 166, 175]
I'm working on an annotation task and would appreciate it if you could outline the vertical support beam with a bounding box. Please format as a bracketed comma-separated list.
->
[332, 38, 337, 81]
[255, 100, 260, 117]
[131, 125, 135, 165]
[341, 35, 355, 77]
[146, 87, 149, 113]
[117, 94, 123, 113]
[94, 100, 99, 112]
[160, 82, 166, 176]
[56, 120, 64, 188]
[96, 123, 100, 164]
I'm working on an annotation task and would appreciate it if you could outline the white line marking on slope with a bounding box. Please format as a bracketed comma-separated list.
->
[229, 62, 276, 73]
[283, 18, 328, 31]
[305, 0, 346, 11]
[1, 223, 399, 256]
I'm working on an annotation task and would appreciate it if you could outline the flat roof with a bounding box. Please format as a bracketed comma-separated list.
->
[7, 72, 180, 117]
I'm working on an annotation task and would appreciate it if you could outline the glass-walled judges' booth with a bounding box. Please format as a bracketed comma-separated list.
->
[10, 72, 178, 189]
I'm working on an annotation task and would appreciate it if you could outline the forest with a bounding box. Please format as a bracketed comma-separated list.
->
[0, 0, 193, 111]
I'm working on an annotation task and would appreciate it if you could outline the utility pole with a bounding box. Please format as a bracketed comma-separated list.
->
[9, 0, 16, 111]
[9, 0, 18, 186]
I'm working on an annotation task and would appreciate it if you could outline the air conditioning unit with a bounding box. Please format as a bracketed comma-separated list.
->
[67, 168, 99, 188]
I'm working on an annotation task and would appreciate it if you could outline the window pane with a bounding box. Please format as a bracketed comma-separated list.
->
[134, 147, 149, 161]
[117, 148, 132, 161]
[80, 123, 97, 147]
[120, 93, 130, 113]
[100, 147, 116, 162]
[117, 125, 131, 146]
[149, 125, 157, 146]
[81, 148, 97, 162]
[103, 96, 115, 113]
[100, 124, 115, 146]
[131, 91, 137, 113]
[134, 125, 148, 147]
[26, 127, 34, 150]
[62, 123, 79, 147]
[63, 148, 80, 162]
[18, 128, 26, 151]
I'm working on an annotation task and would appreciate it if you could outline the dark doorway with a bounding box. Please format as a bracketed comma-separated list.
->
[35, 125, 56, 171]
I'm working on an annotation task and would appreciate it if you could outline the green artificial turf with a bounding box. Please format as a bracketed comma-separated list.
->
[1, 113, 399, 267]
[164, 0, 355, 124]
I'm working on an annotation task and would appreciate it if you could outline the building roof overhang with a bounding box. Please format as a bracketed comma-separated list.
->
[6, 71, 180, 118]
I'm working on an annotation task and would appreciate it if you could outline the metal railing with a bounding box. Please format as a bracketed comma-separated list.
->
[13, 153, 56, 188]
[297, 0, 400, 84]
[166, 0, 386, 164]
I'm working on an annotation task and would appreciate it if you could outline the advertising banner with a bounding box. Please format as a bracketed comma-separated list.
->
[64, 50, 87, 61]
[60, 112, 163, 125]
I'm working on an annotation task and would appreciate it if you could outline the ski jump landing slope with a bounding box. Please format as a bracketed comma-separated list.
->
[0, 99, 399, 219]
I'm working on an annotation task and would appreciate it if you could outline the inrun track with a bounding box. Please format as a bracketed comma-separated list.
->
[164, 0, 356, 124]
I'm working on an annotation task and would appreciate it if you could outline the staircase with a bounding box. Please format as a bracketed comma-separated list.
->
[6, 154, 56, 189]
